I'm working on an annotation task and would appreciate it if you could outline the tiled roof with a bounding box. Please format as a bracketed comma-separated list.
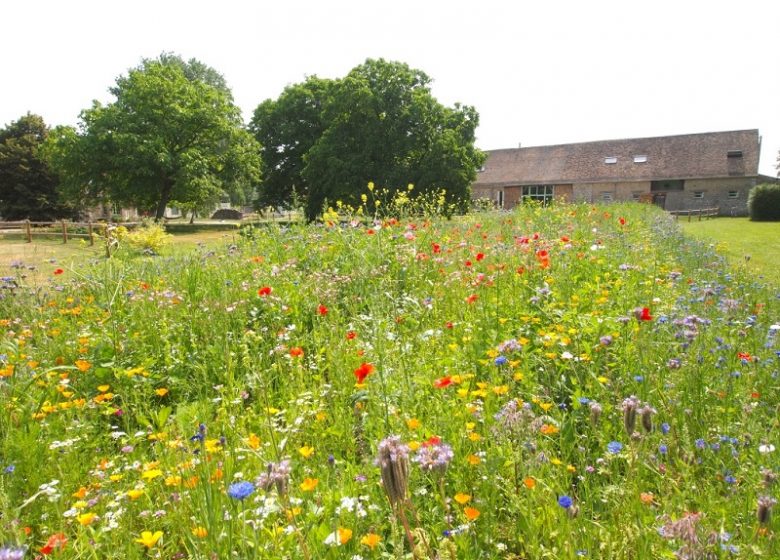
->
[474, 130, 760, 187]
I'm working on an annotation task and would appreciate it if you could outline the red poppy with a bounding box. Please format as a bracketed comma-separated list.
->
[476, 252, 485, 261]
[619, 217, 626, 226]
[434, 376, 453, 388]
[445, 321, 454, 329]
[464, 260, 472, 267]
[258, 286, 272, 297]
[635, 307, 653, 321]
[40, 533, 68, 555]
[353, 362, 374, 383]
[53, 268, 64, 275]
[317, 304, 328, 316]
[465, 294, 478, 304]
[560, 236, 570, 243]
[346, 331, 357, 340]
[738, 352, 752, 361]
[432, 243, 441, 254]
[366, 229, 375, 235]
[289, 347, 304, 358]
[422, 436, 441, 447]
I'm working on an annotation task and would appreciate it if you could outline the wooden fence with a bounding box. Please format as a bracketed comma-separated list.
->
[668, 208, 719, 221]
[0, 220, 140, 244]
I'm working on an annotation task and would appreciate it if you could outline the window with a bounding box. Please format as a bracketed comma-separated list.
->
[631, 192, 642, 201]
[633, 155, 648, 163]
[604, 156, 617, 164]
[727, 150, 743, 158]
[496, 190, 504, 208]
[693, 191, 704, 199]
[521, 185, 555, 205]
[601, 192, 614, 202]
[651, 180, 684, 191]
[728, 191, 738, 199]
[477, 165, 486, 173]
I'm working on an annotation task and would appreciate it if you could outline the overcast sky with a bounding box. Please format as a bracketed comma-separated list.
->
[3, 0, 778, 175]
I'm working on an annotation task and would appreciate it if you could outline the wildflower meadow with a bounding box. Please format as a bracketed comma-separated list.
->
[0, 200, 778, 559]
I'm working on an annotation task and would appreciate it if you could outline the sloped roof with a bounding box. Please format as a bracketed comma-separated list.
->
[474, 130, 760, 187]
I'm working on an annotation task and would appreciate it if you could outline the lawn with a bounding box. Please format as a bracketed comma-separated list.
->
[680, 217, 780, 281]
[0, 230, 240, 283]
[0, 204, 778, 559]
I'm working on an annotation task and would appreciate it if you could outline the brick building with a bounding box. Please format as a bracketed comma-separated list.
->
[472, 129, 766, 215]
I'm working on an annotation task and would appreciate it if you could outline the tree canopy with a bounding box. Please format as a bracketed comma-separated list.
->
[0, 113, 72, 221]
[250, 59, 485, 220]
[45, 54, 261, 220]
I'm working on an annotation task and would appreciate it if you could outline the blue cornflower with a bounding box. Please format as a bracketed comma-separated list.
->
[695, 438, 706, 449]
[0, 547, 26, 560]
[607, 441, 623, 454]
[558, 495, 573, 509]
[658, 444, 668, 455]
[661, 422, 671, 435]
[494, 356, 508, 366]
[578, 397, 590, 405]
[634, 375, 644, 382]
[3, 465, 14, 474]
[228, 481, 255, 500]
[724, 474, 736, 485]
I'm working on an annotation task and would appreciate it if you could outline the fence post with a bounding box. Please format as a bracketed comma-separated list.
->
[88, 222, 94, 246]
[61, 220, 68, 244]
[25, 220, 32, 243]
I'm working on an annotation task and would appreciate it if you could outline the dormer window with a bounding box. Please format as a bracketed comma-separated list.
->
[633, 155, 647, 163]
[727, 150, 743, 158]
[604, 156, 617, 164]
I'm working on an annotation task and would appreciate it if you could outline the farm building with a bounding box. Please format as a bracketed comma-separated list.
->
[472, 129, 767, 215]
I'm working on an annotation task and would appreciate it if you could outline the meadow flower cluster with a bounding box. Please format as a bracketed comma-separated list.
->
[0, 201, 778, 558]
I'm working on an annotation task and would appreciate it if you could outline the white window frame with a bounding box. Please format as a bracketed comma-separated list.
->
[693, 191, 705, 199]
[604, 156, 617, 164]
[521, 185, 555, 205]
[633, 155, 648, 163]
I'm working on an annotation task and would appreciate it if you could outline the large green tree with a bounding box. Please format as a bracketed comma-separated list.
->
[0, 113, 71, 220]
[45, 55, 261, 220]
[251, 59, 485, 220]
[249, 76, 332, 209]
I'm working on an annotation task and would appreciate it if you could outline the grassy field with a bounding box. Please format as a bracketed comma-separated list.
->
[680, 217, 780, 281]
[0, 203, 778, 558]
[0, 230, 241, 282]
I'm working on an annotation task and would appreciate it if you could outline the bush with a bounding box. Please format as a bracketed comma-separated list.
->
[164, 222, 240, 233]
[211, 208, 242, 220]
[748, 183, 780, 221]
[124, 222, 171, 254]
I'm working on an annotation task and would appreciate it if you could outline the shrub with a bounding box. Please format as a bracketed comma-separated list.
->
[748, 183, 780, 221]
[124, 222, 171, 254]
[211, 208, 242, 220]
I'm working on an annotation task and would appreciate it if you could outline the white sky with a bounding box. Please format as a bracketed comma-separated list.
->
[3, 0, 779, 175]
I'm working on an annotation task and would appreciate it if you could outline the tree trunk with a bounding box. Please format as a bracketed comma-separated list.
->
[189, 210, 196, 224]
[154, 179, 173, 222]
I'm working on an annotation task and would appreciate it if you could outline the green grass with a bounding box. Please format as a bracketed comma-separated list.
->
[680, 217, 780, 281]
